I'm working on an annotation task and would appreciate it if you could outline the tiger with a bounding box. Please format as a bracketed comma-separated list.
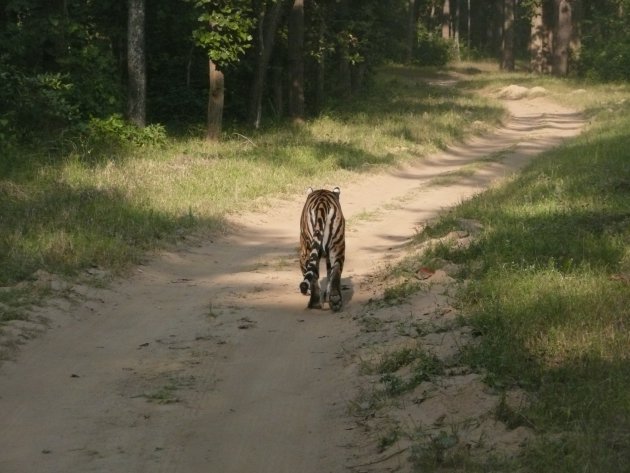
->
[299, 186, 346, 311]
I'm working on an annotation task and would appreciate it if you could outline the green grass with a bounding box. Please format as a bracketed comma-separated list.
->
[383, 280, 424, 305]
[403, 72, 630, 471]
[143, 383, 181, 404]
[138, 374, 196, 404]
[362, 345, 444, 397]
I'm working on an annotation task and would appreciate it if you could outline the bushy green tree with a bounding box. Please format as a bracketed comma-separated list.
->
[578, 0, 630, 80]
[0, 0, 122, 143]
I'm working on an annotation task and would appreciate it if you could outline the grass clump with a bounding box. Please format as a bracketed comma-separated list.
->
[364, 346, 444, 397]
[383, 280, 424, 305]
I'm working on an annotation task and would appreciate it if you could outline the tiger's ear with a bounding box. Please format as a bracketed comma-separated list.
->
[332, 187, 341, 195]
[306, 187, 314, 194]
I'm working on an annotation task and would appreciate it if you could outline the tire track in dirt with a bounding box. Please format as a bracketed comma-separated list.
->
[0, 91, 584, 473]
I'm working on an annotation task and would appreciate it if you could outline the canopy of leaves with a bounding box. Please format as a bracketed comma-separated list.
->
[190, 0, 254, 67]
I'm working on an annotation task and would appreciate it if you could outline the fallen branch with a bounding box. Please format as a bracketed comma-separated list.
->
[232, 133, 257, 147]
[347, 446, 409, 469]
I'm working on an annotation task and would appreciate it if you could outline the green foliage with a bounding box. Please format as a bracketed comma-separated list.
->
[575, 1, 630, 80]
[190, 0, 254, 66]
[0, 64, 79, 141]
[85, 115, 167, 148]
[414, 27, 451, 67]
[0, 0, 122, 142]
[59, 41, 122, 119]
[578, 35, 630, 81]
[146, 2, 207, 124]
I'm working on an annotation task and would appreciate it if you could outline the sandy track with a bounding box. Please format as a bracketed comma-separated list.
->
[0, 91, 584, 473]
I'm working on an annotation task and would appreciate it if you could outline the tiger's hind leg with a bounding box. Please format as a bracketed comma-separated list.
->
[301, 249, 322, 309]
[326, 261, 343, 312]
[300, 273, 322, 309]
[308, 277, 322, 309]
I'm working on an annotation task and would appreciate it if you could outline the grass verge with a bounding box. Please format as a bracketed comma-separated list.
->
[404, 72, 630, 471]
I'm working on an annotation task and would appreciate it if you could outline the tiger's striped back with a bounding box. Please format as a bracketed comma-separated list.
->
[299, 187, 345, 311]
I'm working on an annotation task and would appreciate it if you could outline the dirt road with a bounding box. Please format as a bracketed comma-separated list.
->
[0, 89, 584, 473]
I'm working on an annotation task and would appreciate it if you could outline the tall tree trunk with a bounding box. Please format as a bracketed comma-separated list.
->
[206, 60, 224, 141]
[127, 0, 146, 127]
[406, 0, 417, 63]
[552, 0, 572, 76]
[467, 0, 471, 52]
[248, 0, 286, 129]
[186, 44, 194, 89]
[336, 0, 352, 98]
[351, 63, 367, 93]
[453, 0, 461, 61]
[501, 0, 515, 70]
[315, 17, 326, 113]
[271, 61, 284, 118]
[442, 0, 451, 39]
[485, 2, 496, 52]
[338, 39, 352, 98]
[570, 0, 581, 65]
[530, 1, 545, 73]
[494, 0, 503, 57]
[288, 0, 305, 123]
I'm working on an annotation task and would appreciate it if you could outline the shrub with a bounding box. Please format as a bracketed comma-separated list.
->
[578, 36, 630, 81]
[414, 27, 451, 67]
[85, 115, 167, 148]
[0, 64, 80, 141]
